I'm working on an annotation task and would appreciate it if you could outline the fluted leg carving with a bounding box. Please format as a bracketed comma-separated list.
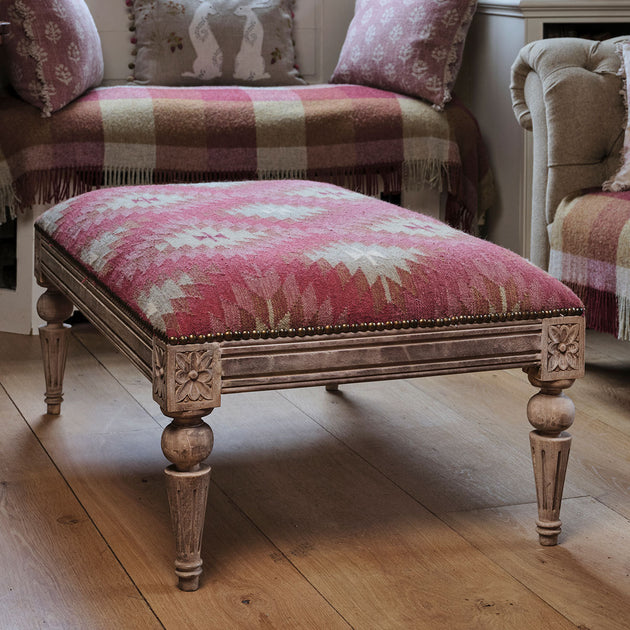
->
[161, 410, 214, 591]
[37, 285, 74, 415]
[525, 368, 576, 546]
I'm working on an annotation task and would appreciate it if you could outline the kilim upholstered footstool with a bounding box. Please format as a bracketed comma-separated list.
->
[34, 180, 586, 591]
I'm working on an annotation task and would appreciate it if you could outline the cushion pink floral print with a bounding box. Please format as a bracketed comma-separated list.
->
[604, 41, 630, 191]
[2, 0, 104, 116]
[331, 0, 477, 110]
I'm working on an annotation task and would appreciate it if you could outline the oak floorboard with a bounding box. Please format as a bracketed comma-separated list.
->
[72, 323, 165, 425]
[423, 367, 630, 525]
[405, 365, 630, 520]
[570, 331, 630, 437]
[0, 386, 161, 630]
[279, 359, 630, 523]
[206, 390, 577, 630]
[42, 429, 350, 629]
[0, 333, 350, 628]
[279, 373, 569, 514]
[444, 497, 630, 630]
[0, 332, 160, 440]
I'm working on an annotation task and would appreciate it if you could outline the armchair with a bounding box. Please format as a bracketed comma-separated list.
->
[511, 36, 630, 340]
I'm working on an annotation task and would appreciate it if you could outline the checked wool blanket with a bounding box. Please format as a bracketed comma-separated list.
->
[0, 83, 493, 233]
[549, 190, 630, 340]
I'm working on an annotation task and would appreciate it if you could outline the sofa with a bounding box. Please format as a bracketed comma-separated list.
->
[0, 0, 493, 334]
[511, 36, 630, 341]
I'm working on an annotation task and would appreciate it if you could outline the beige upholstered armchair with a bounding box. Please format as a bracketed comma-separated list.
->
[511, 36, 630, 340]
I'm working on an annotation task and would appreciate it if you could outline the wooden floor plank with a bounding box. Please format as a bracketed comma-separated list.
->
[571, 331, 630, 438]
[279, 373, 566, 513]
[43, 428, 351, 629]
[206, 390, 577, 629]
[72, 324, 165, 425]
[0, 331, 350, 629]
[444, 497, 630, 630]
[0, 332, 160, 440]
[0, 386, 162, 630]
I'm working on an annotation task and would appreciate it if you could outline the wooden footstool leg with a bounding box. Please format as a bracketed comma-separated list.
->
[36, 283, 74, 415]
[161, 410, 214, 591]
[525, 367, 576, 546]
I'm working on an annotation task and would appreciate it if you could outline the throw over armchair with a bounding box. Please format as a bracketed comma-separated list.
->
[511, 36, 630, 340]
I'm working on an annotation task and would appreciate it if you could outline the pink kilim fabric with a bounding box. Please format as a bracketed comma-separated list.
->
[36, 180, 582, 341]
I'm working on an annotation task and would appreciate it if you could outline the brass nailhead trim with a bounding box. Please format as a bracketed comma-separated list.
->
[164, 307, 585, 345]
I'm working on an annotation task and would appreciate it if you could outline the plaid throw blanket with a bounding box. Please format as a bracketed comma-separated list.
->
[0, 84, 493, 232]
[549, 190, 630, 340]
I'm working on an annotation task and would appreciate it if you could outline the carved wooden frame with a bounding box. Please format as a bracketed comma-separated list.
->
[34, 230, 586, 591]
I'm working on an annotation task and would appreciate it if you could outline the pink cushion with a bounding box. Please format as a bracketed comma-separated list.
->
[35, 180, 582, 342]
[2, 0, 104, 116]
[330, 0, 477, 110]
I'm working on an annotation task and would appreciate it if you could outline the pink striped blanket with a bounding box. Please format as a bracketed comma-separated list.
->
[0, 84, 493, 233]
[549, 190, 630, 340]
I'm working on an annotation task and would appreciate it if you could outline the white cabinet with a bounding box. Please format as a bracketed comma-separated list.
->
[456, 0, 630, 258]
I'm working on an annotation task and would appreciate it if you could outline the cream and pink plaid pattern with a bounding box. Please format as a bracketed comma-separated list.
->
[549, 190, 630, 340]
[0, 84, 493, 232]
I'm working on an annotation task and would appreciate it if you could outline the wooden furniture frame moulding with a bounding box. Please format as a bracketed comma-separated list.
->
[34, 231, 586, 591]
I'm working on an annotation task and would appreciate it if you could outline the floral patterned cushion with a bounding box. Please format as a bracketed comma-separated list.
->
[604, 41, 630, 192]
[35, 180, 582, 342]
[1, 0, 104, 117]
[331, 0, 477, 110]
[128, 0, 305, 86]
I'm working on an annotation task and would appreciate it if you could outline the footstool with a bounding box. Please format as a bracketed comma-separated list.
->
[34, 180, 585, 591]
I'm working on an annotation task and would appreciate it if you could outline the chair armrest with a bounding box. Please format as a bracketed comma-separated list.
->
[510, 36, 626, 269]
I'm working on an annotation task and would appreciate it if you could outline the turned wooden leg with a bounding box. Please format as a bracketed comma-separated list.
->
[161, 410, 214, 591]
[37, 285, 74, 415]
[526, 368, 576, 546]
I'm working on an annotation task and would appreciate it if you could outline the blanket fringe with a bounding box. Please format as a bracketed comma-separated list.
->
[6, 160, 455, 209]
[403, 158, 449, 193]
[103, 166, 155, 187]
[564, 282, 624, 339]
[4, 159, 478, 230]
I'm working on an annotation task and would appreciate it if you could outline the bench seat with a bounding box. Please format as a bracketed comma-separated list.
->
[34, 180, 585, 591]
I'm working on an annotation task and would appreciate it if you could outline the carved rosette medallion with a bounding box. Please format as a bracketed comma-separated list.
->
[174, 349, 216, 403]
[152, 338, 222, 414]
[540, 316, 585, 381]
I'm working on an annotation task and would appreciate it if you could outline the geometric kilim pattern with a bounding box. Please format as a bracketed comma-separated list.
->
[35, 180, 583, 341]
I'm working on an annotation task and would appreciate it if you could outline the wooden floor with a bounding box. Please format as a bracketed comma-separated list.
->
[0, 324, 629, 629]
